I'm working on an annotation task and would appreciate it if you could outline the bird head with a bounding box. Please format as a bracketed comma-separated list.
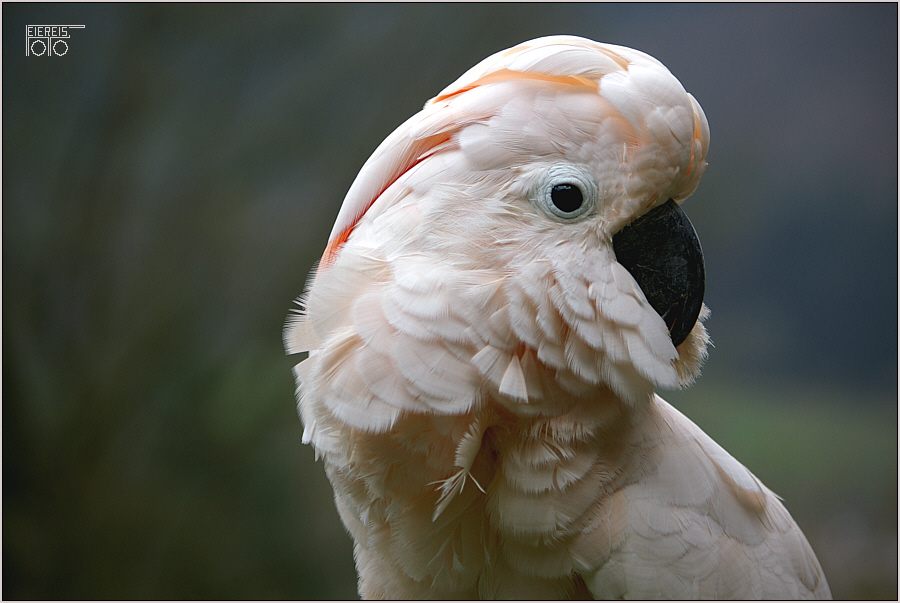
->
[293, 36, 711, 411]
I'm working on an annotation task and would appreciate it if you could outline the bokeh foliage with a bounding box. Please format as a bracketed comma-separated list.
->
[4, 4, 896, 599]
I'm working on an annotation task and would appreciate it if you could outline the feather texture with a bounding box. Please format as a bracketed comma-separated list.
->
[284, 35, 830, 599]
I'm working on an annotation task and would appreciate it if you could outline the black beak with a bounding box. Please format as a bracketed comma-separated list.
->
[612, 199, 705, 348]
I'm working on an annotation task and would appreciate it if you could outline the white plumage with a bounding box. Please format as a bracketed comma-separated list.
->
[285, 35, 830, 599]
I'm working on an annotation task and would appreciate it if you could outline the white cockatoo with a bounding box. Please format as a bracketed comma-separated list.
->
[285, 36, 831, 599]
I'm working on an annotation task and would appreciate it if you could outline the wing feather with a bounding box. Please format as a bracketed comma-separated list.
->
[581, 396, 831, 599]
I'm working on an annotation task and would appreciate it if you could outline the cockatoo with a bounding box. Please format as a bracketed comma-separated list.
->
[285, 35, 831, 599]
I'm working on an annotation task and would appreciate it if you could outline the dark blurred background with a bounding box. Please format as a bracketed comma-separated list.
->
[3, 3, 896, 599]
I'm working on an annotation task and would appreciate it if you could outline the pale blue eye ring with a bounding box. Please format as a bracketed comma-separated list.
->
[534, 165, 597, 222]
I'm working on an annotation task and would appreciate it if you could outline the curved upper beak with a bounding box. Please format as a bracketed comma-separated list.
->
[612, 199, 706, 348]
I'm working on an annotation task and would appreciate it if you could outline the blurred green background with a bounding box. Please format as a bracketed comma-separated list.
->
[3, 4, 896, 599]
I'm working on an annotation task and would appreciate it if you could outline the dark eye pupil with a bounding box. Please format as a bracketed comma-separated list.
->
[550, 184, 583, 213]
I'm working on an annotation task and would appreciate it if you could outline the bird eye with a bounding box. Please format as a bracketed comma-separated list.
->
[533, 165, 596, 222]
[550, 184, 584, 213]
